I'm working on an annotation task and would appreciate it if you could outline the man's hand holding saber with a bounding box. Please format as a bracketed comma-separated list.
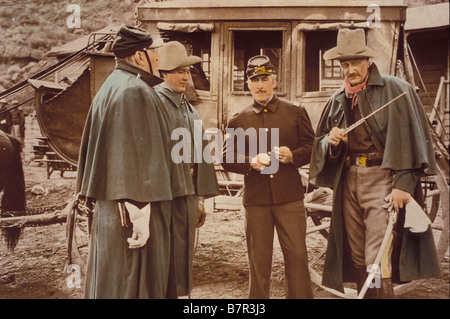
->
[328, 92, 411, 211]
[328, 92, 406, 147]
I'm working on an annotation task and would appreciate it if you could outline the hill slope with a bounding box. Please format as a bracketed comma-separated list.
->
[0, 0, 137, 91]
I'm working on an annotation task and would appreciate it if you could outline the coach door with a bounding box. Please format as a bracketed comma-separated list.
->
[222, 21, 292, 127]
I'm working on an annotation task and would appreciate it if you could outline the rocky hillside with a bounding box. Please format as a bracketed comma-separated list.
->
[0, 0, 445, 93]
[0, 0, 138, 92]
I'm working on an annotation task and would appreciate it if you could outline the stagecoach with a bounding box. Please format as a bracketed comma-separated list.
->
[0, 0, 448, 298]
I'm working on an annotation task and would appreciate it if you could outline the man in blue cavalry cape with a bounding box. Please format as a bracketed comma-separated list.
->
[154, 41, 218, 298]
[77, 26, 217, 298]
[309, 29, 440, 298]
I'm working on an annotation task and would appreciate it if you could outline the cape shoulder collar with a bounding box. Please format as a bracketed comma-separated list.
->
[366, 63, 384, 87]
[155, 83, 193, 112]
[334, 62, 385, 102]
[115, 60, 163, 87]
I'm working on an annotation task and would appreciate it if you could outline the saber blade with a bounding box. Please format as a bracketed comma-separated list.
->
[345, 92, 407, 134]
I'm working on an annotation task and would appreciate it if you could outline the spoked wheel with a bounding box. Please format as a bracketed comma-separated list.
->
[305, 187, 332, 238]
[304, 187, 355, 298]
[394, 165, 449, 295]
[304, 165, 449, 299]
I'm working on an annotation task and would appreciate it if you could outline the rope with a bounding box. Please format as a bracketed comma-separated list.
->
[0, 201, 71, 218]
[0, 197, 93, 230]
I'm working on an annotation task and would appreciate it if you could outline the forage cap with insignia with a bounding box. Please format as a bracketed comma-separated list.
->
[246, 55, 275, 79]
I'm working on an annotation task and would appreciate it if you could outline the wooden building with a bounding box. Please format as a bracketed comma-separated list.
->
[28, 0, 413, 165]
[404, 2, 449, 147]
[136, 0, 407, 130]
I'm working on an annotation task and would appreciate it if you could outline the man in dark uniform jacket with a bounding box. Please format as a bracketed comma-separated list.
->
[222, 55, 315, 299]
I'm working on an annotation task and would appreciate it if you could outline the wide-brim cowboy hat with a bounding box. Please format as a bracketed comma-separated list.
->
[323, 28, 378, 61]
[158, 41, 202, 72]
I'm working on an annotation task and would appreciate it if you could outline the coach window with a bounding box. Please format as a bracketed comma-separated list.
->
[231, 30, 284, 93]
[304, 30, 342, 92]
[320, 50, 344, 91]
[159, 27, 212, 92]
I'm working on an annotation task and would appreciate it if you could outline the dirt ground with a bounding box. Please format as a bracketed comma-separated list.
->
[0, 163, 448, 299]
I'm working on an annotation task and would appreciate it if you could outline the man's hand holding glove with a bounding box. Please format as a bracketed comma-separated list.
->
[119, 201, 151, 249]
[250, 153, 271, 171]
[274, 146, 293, 164]
[383, 188, 412, 213]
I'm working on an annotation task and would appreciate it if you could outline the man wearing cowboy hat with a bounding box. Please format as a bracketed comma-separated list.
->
[221, 55, 315, 299]
[309, 28, 440, 298]
[77, 25, 177, 298]
[154, 41, 218, 298]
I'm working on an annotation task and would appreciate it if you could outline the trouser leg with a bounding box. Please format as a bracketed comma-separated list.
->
[272, 200, 313, 299]
[146, 201, 173, 298]
[165, 195, 196, 298]
[342, 167, 365, 268]
[342, 166, 394, 299]
[358, 167, 395, 299]
[244, 205, 274, 299]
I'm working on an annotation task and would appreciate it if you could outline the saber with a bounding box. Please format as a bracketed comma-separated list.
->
[356, 210, 398, 299]
[345, 92, 407, 134]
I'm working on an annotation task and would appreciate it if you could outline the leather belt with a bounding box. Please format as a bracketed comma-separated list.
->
[346, 153, 382, 168]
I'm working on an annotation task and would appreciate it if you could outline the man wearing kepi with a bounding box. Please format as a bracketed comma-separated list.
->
[77, 25, 175, 298]
[154, 41, 218, 298]
[222, 55, 315, 298]
[309, 29, 440, 298]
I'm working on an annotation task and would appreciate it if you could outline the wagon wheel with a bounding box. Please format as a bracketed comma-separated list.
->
[305, 165, 449, 298]
[308, 210, 331, 238]
[305, 187, 333, 238]
[394, 165, 449, 296]
[421, 176, 441, 222]
[65, 198, 92, 275]
[304, 187, 357, 298]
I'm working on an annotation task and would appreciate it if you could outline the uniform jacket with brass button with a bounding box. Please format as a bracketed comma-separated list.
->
[222, 96, 315, 206]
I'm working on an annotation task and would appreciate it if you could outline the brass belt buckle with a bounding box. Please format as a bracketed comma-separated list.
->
[356, 156, 367, 167]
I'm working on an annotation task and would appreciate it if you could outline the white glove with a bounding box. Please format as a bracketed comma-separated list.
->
[404, 198, 431, 233]
[250, 153, 271, 171]
[0, 119, 5, 124]
[125, 202, 151, 249]
[258, 153, 271, 165]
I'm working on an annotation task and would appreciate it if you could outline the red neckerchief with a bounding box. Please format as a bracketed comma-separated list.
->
[344, 74, 369, 110]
